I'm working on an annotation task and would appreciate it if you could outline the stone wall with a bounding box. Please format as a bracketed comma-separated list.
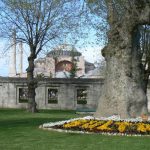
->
[0, 77, 150, 112]
[0, 77, 103, 110]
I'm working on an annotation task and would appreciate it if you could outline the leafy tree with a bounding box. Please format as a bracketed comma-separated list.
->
[86, 0, 150, 118]
[95, 59, 106, 76]
[0, 0, 82, 112]
[139, 25, 150, 93]
[69, 49, 79, 78]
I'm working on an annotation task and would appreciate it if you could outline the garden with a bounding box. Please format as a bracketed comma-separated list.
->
[41, 116, 150, 136]
[0, 109, 150, 150]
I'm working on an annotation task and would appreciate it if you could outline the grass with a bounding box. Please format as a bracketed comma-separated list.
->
[0, 109, 150, 150]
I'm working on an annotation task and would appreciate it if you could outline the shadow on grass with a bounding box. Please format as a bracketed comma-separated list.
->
[0, 108, 77, 116]
[38, 109, 76, 114]
[0, 117, 67, 129]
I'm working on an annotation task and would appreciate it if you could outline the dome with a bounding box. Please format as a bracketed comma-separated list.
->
[47, 44, 81, 57]
[54, 44, 75, 51]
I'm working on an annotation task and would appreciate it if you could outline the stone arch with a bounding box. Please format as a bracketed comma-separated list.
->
[55, 60, 73, 72]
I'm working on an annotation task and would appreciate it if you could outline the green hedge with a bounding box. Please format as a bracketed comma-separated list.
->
[19, 99, 28, 103]
[48, 99, 58, 104]
[77, 100, 87, 104]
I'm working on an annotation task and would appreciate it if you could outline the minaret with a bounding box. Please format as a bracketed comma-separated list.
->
[9, 30, 16, 77]
[19, 41, 23, 75]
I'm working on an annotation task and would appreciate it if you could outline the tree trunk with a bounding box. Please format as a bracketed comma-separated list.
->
[95, 36, 148, 118]
[94, 11, 149, 118]
[26, 54, 38, 113]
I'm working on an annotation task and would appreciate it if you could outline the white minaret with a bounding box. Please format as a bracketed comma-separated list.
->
[9, 30, 16, 77]
[19, 41, 23, 75]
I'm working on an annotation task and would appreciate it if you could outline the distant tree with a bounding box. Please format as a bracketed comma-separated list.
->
[139, 25, 150, 93]
[69, 49, 79, 78]
[0, 0, 82, 112]
[95, 59, 106, 76]
[69, 60, 78, 78]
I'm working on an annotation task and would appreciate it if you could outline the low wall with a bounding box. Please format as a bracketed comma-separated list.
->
[0, 77, 150, 112]
[0, 77, 104, 110]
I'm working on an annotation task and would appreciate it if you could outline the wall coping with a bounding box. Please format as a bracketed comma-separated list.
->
[0, 77, 104, 84]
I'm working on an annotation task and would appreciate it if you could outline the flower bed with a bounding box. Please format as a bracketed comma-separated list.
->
[40, 116, 150, 136]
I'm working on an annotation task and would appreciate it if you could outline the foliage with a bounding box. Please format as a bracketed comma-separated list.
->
[35, 73, 45, 79]
[95, 59, 106, 76]
[19, 99, 28, 103]
[86, 0, 150, 92]
[0, 0, 81, 53]
[139, 25, 150, 91]
[69, 49, 80, 78]
[86, 0, 109, 45]
[69, 62, 78, 78]
[48, 100, 58, 104]
[0, 0, 83, 112]
[77, 100, 87, 105]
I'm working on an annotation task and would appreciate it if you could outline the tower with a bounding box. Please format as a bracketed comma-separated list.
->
[9, 30, 16, 77]
[19, 41, 23, 75]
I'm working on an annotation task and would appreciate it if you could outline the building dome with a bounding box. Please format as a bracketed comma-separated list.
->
[47, 44, 81, 57]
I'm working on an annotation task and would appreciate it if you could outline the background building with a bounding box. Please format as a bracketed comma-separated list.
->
[34, 44, 87, 78]
[9, 42, 96, 78]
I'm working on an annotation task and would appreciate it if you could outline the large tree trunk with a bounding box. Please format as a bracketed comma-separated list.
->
[95, 35, 148, 118]
[94, 1, 150, 118]
[26, 53, 38, 113]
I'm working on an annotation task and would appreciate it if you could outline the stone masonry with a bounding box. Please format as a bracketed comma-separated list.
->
[0, 77, 150, 112]
[0, 77, 103, 110]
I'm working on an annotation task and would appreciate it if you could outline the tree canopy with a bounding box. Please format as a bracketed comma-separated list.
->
[0, 0, 85, 112]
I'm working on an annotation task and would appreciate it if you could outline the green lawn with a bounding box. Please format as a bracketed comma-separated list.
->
[0, 109, 150, 150]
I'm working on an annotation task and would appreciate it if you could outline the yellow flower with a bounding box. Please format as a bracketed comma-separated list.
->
[146, 124, 150, 131]
[88, 121, 105, 130]
[137, 123, 150, 132]
[81, 120, 103, 129]
[115, 122, 130, 133]
[62, 119, 150, 135]
[63, 119, 88, 128]
[97, 120, 113, 131]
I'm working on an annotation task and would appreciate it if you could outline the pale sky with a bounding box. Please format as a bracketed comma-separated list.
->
[0, 0, 105, 77]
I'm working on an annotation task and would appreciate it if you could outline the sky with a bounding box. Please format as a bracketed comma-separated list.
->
[0, 16, 105, 77]
[0, 0, 106, 77]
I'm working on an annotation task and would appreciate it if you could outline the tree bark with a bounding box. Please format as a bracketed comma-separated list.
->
[95, 31, 148, 118]
[94, 2, 150, 118]
[26, 53, 38, 113]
